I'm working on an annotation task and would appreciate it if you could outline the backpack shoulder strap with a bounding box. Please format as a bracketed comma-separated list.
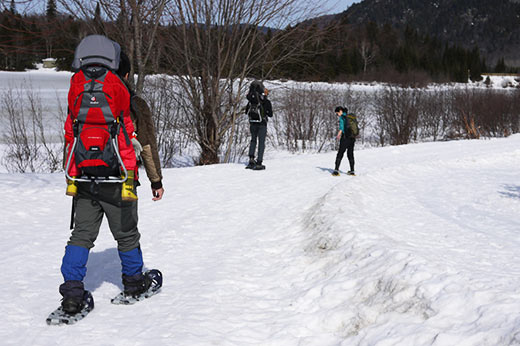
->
[119, 110, 132, 146]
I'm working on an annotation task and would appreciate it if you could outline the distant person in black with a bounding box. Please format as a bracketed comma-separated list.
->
[245, 80, 273, 170]
[332, 106, 355, 176]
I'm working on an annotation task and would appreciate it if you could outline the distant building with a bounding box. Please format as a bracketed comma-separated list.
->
[42, 58, 56, 68]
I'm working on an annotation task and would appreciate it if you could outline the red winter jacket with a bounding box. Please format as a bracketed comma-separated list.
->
[64, 70, 137, 178]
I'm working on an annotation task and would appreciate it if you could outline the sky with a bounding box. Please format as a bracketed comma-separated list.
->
[3, 0, 362, 16]
[323, 0, 362, 15]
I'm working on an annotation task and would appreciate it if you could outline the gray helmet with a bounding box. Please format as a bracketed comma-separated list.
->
[72, 35, 121, 71]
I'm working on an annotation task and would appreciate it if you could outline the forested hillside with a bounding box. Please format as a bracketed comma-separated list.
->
[1, 0, 518, 84]
[344, 0, 520, 67]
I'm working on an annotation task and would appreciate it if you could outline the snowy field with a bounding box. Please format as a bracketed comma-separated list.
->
[1, 68, 520, 345]
[0, 67, 516, 133]
[1, 132, 520, 345]
[0, 67, 71, 108]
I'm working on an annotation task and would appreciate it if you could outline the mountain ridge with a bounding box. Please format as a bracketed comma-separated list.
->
[338, 0, 520, 66]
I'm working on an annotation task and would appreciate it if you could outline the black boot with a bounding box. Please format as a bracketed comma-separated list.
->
[122, 272, 151, 297]
[348, 163, 355, 176]
[245, 157, 256, 169]
[253, 160, 265, 170]
[59, 280, 86, 314]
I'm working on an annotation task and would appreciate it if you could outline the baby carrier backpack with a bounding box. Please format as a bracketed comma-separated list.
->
[64, 35, 135, 183]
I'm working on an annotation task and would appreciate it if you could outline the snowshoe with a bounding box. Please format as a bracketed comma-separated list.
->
[111, 269, 162, 305]
[331, 170, 340, 176]
[46, 290, 94, 325]
[347, 171, 356, 176]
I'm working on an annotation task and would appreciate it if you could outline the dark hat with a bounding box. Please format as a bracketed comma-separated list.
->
[251, 80, 265, 93]
[117, 51, 131, 77]
[334, 106, 347, 113]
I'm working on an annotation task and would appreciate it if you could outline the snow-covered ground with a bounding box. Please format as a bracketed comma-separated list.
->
[2, 67, 520, 345]
[1, 132, 520, 345]
[0, 67, 71, 105]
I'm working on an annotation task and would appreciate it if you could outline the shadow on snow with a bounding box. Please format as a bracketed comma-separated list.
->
[84, 247, 124, 291]
[499, 185, 520, 199]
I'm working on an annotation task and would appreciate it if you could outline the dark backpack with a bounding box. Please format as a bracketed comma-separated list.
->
[347, 113, 359, 137]
[65, 35, 133, 182]
[246, 81, 265, 123]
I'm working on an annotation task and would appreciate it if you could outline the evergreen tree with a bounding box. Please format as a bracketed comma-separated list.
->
[95, 3, 101, 19]
[468, 47, 483, 81]
[494, 57, 506, 73]
[46, 0, 57, 19]
[93, 2, 104, 34]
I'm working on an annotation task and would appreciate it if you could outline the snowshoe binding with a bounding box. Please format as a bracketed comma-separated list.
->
[46, 290, 94, 325]
[111, 269, 162, 305]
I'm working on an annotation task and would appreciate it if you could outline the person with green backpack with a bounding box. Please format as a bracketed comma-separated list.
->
[332, 106, 358, 176]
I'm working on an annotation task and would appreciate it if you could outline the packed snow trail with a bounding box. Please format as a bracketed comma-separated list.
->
[301, 139, 520, 345]
[1, 136, 520, 345]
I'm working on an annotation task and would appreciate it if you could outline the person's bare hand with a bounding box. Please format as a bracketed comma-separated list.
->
[152, 187, 164, 201]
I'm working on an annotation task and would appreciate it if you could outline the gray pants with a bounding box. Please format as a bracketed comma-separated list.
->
[248, 123, 267, 163]
[69, 183, 140, 252]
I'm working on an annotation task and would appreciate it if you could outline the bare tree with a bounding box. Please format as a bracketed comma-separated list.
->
[452, 89, 481, 139]
[373, 86, 420, 146]
[359, 39, 378, 74]
[57, 0, 167, 95]
[162, 0, 321, 164]
[268, 85, 374, 154]
[1, 88, 38, 173]
[142, 75, 193, 167]
[273, 86, 333, 153]
[1, 85, 64, 173]
[418, 89, 451, 141]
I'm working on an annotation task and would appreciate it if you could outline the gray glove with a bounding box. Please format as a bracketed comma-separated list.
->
[131, 137, 143, 160]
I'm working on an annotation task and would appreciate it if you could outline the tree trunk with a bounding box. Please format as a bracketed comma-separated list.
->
[199, 145, 219, 165]
[198, 110, 220, 165]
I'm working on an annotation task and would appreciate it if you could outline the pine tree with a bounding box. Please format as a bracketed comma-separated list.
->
[494, 57, 507, 73]
[95, 3, 101, 19]
[93, 2, 104, 34]
[468, 47, 483, 82]
[9, 0, 15, 14]
[46, 0, 57, 19]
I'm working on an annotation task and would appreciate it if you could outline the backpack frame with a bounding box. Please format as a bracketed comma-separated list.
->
[64, 35, 131, 183]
